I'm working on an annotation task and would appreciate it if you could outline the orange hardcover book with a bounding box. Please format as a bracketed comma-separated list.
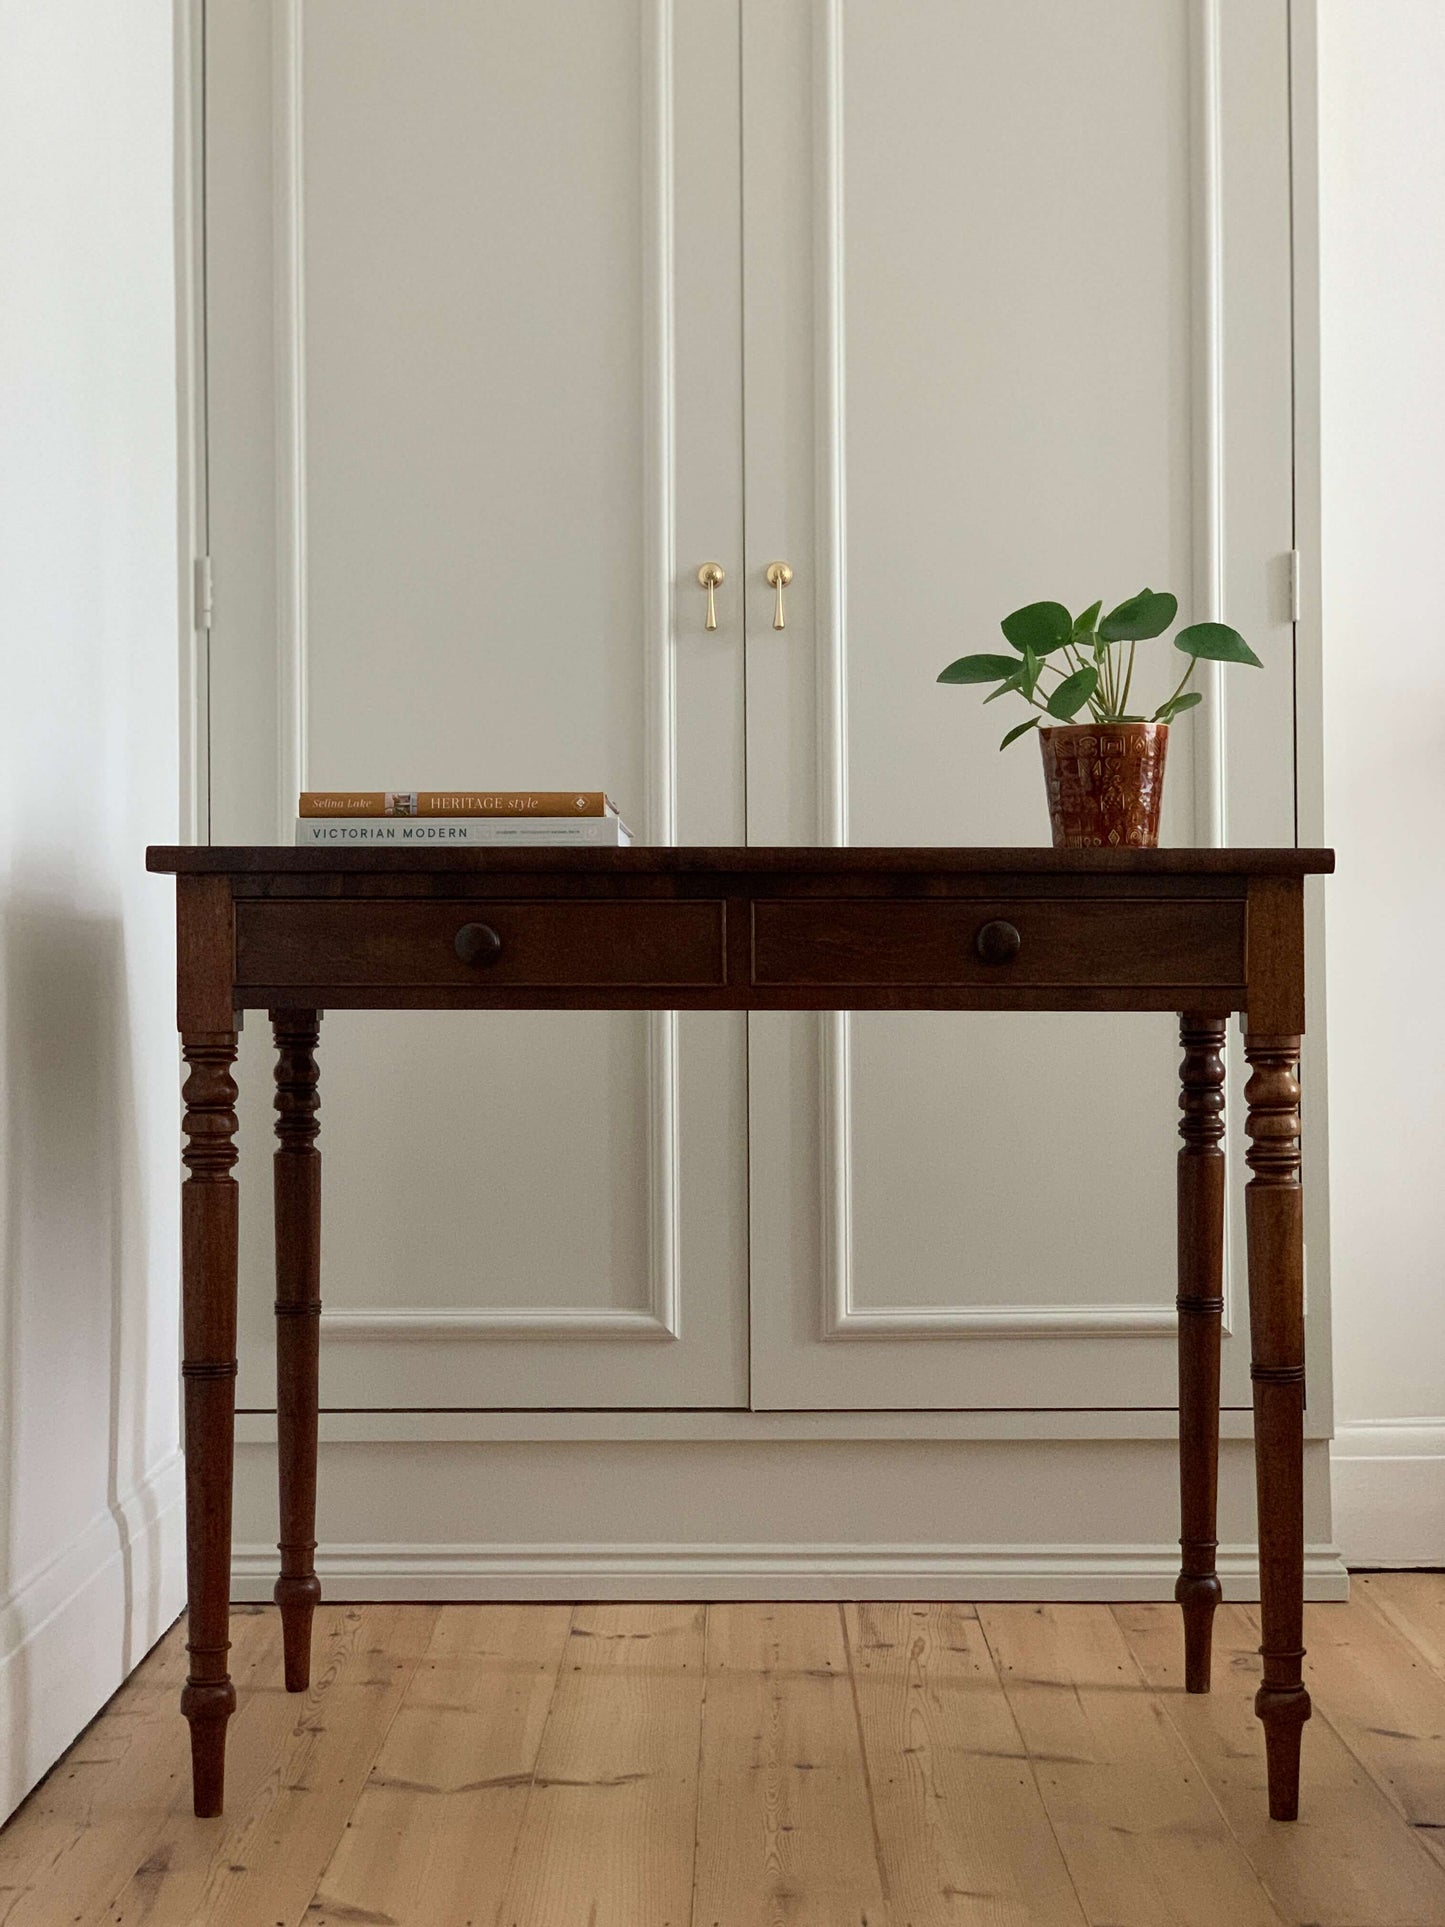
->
[298, 791, 618, 818]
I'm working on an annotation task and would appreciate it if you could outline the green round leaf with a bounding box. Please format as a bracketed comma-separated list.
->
[1044, 664, 1098, 720]
[1072, 598, 1103, 636]
[1153, 690, 1204, 721]
[1173, 622, 1262, 666]
[1000, 601, 1073, 655]
[1099, 588, 1178, 642]
[982, 671, 1025, 704]
[937, 652, 1022, 684]
[999, 717, 1040, 750]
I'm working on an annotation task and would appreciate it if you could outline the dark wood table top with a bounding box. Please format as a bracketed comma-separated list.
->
[148, 845, 1335, 877]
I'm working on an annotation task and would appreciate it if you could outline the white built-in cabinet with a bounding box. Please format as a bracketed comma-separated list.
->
[200, 1, 1339, 1597]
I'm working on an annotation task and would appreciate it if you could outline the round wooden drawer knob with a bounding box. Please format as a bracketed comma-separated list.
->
[974, 919, 1021, 965]
[454, 922, 503, 966]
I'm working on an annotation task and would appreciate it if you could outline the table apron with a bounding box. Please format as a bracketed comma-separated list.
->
[231, 983, 1245, 1014]
[233, 891, 1248, 1013]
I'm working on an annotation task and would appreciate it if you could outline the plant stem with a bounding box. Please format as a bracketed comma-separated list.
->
[1011, 654, 1089, 722]
[1053, 649, 1109, 724]
[1120, 639, 1138, 715]
[1154, 656, 1197, 718]
[1085, 660, 1108, 724]
[1012, 684, 1053, 715]
[1098, 641, 1119, 718]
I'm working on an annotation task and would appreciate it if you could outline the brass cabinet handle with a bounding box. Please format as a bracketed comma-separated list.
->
[766, 561, 793, 630]
[697, 562, 725, 631]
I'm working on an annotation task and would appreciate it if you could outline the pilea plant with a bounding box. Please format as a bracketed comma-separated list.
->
[937, 589, 1261, 750]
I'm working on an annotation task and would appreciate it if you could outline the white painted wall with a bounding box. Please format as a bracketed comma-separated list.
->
[0, 1, 187, 1817]
[1320, 0, 1445, 1564]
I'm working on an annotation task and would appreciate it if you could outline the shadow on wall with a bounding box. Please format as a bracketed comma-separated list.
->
[0, 872, 176, 1782]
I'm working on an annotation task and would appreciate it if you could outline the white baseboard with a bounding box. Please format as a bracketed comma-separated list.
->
[0, 1453, 187, 1821]
[231, 1538, 1348, 1603]
[1332, 1421, 1445, 1566]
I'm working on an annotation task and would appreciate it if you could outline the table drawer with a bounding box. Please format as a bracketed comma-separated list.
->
[751, 897, 1244, 987]
[236, 899, 727, 989]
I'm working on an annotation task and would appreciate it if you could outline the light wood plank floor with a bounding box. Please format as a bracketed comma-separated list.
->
[5, 1581, 1445, 1926]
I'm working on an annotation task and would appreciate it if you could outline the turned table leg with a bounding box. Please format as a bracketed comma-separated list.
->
[1244, 1032, 1311, 1821]
[272, 1010, 323, 1693]
[179, 1033, 241, 1818]
[1175, 1014, 1225, 1692]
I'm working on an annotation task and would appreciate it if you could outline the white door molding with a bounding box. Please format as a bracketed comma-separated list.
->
[272, 0, 308, 838]
[1189, 0, 1227, 846]
[813, 0, 848, 850]
[270, 3, 685, 1354]
[229, 1428, 1346, 1599]
[815, 0, 1238, 1353]
[175, 0, 210, 847]
[231, 1534, 1347, 1603]
[205, 0, 746, 1408]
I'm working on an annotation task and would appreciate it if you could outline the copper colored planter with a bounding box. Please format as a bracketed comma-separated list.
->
[1039, 721, 1169, 848]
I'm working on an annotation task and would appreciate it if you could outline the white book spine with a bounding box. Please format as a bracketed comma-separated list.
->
[294, 817, 633, 847]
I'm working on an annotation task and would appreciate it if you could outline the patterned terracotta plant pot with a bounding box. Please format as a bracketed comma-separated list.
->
[1038, 721, 1169, 848]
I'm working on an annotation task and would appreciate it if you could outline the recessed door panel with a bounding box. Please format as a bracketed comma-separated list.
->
[204, 0, 748, 1408]
[744, 0, 1295, 1408]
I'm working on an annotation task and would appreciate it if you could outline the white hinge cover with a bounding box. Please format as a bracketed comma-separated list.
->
[194, 554, 213, 631]
[1288, 548, 1302, 624]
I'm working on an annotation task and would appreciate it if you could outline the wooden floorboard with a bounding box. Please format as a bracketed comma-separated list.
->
[1291, 1592, 1445, 1874]
[497, 1602, 707, 1927]
[1356, 1575, 1445, 1679]
[690, 1602, 886, 1926]
[0, 1610, 197, 1927]
[1116, 1600, 1445, 1927]
[4, 1583, 1445, 1927]
[845, 1601, 1086, 1927]
[308, 1603, 573, 1927]
[108, 1602, 439, 1927]
[980, 1602, 1286, 1927]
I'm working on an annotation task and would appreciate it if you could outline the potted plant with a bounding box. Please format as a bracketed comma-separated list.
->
[936, 589, 1261, 848]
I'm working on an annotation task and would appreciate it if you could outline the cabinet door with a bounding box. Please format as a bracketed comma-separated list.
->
[743, 0, 1296, 1408]
[204, 0, 749, 1409]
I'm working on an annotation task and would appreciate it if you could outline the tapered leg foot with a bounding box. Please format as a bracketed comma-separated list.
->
[1256, 1683, 1311, 1821]
[1176, 1014, 1226, 1695]
[272, 1011, 324, 1698]
[179, 1031, 241, 1818]
[275, 1572, 322, 1692]
[1245, 1031, 1311, 1822]
[1175, 1572, 1223, 1694]
[182, 1673, 236, 1818]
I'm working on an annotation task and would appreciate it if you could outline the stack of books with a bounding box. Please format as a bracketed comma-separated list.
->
[294, 791, 633, 846]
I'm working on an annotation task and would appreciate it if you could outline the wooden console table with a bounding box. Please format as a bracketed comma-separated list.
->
[147, 844, 1332, 1821]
